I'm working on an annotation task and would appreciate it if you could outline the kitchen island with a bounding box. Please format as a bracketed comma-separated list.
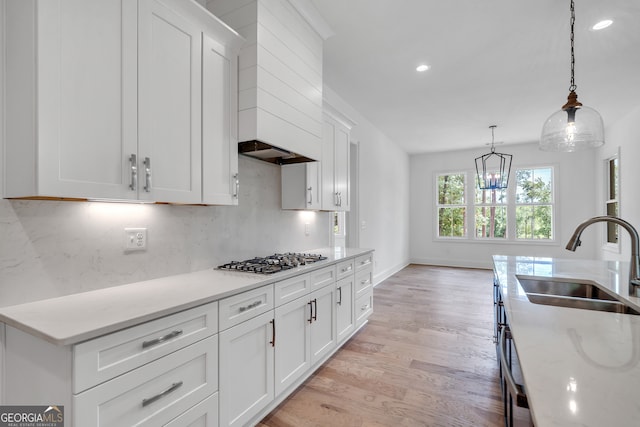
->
[493, 255, 640, 427]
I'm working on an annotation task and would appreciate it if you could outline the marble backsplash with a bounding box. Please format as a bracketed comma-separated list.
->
[0, 156, 332, 307]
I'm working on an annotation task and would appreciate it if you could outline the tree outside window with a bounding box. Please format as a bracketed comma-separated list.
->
[437, 173, 466, 237]
[515, 168, 553, 240]
[435, 166, 555, 242]
[475, 183, 507, 239]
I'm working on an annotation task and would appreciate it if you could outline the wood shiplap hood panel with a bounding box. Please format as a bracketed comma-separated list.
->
[207, 0, 331, 163]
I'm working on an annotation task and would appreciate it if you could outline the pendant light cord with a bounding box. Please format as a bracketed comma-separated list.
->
[569, 0, 577, 92]
[490, 125, 497, 153]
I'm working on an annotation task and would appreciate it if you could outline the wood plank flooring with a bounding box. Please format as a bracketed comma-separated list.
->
[257, 264, 515, 427]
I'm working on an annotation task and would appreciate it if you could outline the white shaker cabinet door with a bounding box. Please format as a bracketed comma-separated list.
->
[274, 296, 312, 396]
[219, 311, 274, 427]
[202, 32, 239, 205]
[321, 114, 350, 211]
[336, 275, 355, 344]
[137, 0, 203, 203]
[333, 123, 350, 211]
[310, 283, 337, 364]
[4, 0, 138, 199]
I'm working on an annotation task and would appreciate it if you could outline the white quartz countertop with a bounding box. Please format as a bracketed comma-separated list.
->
[0, 248, 372, 346]
[493, 255, 640, 427]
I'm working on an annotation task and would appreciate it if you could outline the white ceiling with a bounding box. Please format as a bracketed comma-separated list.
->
[311, 0, 640, 154]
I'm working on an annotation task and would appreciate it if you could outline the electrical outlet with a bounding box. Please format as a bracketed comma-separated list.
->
[124, 228, 147, 251]
[305, 223, 310, 236]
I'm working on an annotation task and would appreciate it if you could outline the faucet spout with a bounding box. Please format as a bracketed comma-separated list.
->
[566, 216, 640, 297]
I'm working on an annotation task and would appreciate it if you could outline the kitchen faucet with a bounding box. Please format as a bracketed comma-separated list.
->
[566, 215, 640, 297]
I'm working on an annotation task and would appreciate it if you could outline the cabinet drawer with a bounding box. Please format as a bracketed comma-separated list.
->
[355, 253, 373, 272]
[274, 273, 310, 307]
[310, 265, 336, 290]
[74, 334, 218, 427]
[336, 259, 355, 280]
[219, 284, 274, 331]
[355, 290, 373, 327]
[355, 269, 373, 297]
[165, 392, 218, 427]
[73, 302, 218, 393]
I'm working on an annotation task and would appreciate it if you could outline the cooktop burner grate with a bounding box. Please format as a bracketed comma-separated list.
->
[217, 253, 327, 274]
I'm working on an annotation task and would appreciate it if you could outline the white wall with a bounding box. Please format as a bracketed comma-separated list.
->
[0, 156, 332, 307]
[410, 142, 599, 269]
[323, 86, 411, 283]
[597, 104, 640, 263]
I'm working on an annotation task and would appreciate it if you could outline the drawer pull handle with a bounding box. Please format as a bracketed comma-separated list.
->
[143, 157, 152, 193]
[360, 260, 371, 265]
[342, 265, 352, 273]
[270, 319, 275, 347]
[239, 300, 261, 312]
[129, 154, 137, 191]
[337, 286, 342, 306]
[361, 303, 370, 311]
[308, 300, 313, 324]
[312, 298, 317, 321]
[142, 330, 183, 349]
[142, 381, 183, 407]
[361, 279, 369, 285]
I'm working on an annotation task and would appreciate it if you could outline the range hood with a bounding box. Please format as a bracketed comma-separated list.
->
[238, 140, 315, 165]
[207, 0, 332, 165]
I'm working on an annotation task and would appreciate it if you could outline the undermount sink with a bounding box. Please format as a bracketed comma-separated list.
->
[516, 276, 640, 315]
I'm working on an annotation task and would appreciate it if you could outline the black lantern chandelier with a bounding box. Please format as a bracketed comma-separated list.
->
[475, 125, 512, 190]
[540, 0, 604, 151]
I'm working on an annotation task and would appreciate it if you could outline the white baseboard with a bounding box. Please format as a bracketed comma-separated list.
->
[409, 257, 492, 270]
[373, 260, 410, 286]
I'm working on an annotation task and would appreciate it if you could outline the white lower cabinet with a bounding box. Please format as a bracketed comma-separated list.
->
[336, 275, 355, 343]
[355, 291, 374, 327]
[74, 334, 218, 426]
[273, 282, 337, 396]
[274, 296, 312, 395]
[309, 284, 337, 364]
[219, 311, 275, 427]
[1, 252, 373, 427]
[165, 393, 219, 427]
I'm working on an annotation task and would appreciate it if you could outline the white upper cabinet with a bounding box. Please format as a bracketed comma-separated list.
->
[202, 33, 240, 205]
[281, 161, 322, 210]
[3, 0, 242, 204]
[321, 104, 356, 211]
[206, 0, 331, 162]
[4, 0, 138, 200]
[138, 0, 203, 203]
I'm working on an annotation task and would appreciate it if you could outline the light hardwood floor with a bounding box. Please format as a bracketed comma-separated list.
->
[258, 264, 511, 427]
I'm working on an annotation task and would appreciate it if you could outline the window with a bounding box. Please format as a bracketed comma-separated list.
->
[475, 186, 507, 239]
[605, 155, 619, 247]
[437, 173, 466, 237]
[435, 166, 555, 242]
[515, 167, 554, 240]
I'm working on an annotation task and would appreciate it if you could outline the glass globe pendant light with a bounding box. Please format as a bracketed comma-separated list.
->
[475, 125, 512, 190]
[540, 0, 604, 151]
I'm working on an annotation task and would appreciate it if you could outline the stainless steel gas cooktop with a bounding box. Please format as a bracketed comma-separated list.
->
[217, 253, 327, 274]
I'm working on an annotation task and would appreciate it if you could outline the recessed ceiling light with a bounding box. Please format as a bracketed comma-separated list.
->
[416, 64, 430, 72]
[592, 19, 613, 30]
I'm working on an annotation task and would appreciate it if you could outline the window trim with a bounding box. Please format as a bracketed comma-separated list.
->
[435, 171, 468, 239]
[603, 148, 621, 254]
[513, 166, 556, 242]
[433, 165, 558, 245]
